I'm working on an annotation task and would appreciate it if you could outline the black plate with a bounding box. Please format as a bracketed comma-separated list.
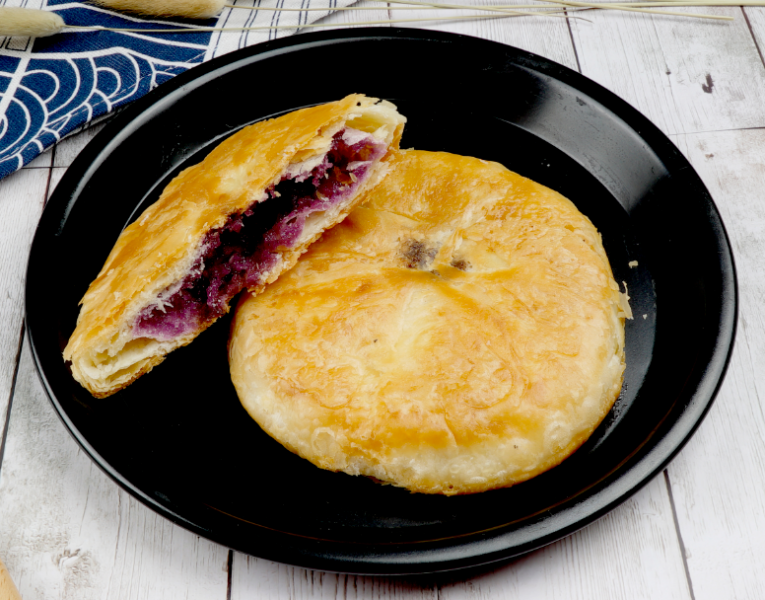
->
[26, 28, 737, 575]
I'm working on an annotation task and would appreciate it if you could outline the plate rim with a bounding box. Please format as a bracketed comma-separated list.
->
[25, 27, 738, 575]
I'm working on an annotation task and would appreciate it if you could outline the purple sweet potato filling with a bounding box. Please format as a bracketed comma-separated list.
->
[133, 128, 387, 342]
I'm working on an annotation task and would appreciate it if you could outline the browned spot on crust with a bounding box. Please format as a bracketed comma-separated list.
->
[450, 258, 471, 271]
[401, 239, 437, 269]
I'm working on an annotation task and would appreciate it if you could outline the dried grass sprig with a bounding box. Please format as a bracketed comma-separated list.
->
[367, 0, 732, 19]
[0, 0, 743, 40]
[60, 11, 579, 35]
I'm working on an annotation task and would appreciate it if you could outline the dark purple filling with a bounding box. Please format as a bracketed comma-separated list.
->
[133, 128, 387, 341]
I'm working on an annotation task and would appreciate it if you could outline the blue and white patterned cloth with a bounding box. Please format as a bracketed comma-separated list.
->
[0, 0, 356, 180]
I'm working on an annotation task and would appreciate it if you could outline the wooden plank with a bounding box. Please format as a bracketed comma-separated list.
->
[0, 340, 231, 600]
[569, 7, 765, 135]
[0, 167, 48, 447]
[230, 476, 690, 599]
[663, 128, 765, 600]
[440, 477, 690, 599]
[389, 0, 578, 70]
[231, 554, 438, 599]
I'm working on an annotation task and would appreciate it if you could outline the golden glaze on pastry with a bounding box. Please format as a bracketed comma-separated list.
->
[64, 95, 406, 398]
[229, 150, 629, 495]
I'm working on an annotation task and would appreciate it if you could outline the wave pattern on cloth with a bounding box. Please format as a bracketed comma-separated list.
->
[0, 0, 353, 179]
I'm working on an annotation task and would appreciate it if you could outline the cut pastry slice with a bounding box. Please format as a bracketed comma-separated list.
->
[64, 95, 406, 398]
[229, 149, 628, 496]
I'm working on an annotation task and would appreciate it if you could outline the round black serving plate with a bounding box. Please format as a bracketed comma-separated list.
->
[26, 28, 737, 575]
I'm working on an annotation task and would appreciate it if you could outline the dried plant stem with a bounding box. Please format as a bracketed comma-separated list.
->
[229, 1, 525, 11]
[232, 0, 729, 20]
[425, 0, 765, 4]
[222, 0, 765, 10]
[223, 4, 553, 9]
[536, 1, 758, 5]
[367, 0, 730, 19]
[60, 11, 576, 34]
[232, 0, 552, 15]
[534, 0, 732, 16]
[292, 2, 570, 17]
[221, 0, 764, 12]
[224, 0, 758, 9]
[1, 0, 743, 40]
[359, 0, 757, 7]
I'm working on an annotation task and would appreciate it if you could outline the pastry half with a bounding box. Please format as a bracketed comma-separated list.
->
[64, 95, 406, 398]
[229, 149, 629, 495]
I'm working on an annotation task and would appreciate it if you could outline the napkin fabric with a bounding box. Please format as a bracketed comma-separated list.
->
[0, 0, 355, 180]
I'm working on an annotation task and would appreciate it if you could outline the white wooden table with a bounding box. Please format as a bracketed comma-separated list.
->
[1, 4, 764, 598]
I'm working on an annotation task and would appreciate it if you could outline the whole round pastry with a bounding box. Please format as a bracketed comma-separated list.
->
[229, 150, 628, 495]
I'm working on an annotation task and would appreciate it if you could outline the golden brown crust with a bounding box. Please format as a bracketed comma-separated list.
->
[230, 149, 627, 495]
[0, 557, 22, 600]
[64, 95, 406, 397]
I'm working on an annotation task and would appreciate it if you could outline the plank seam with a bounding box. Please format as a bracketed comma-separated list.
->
[742, 7, 765, 71]
[0, 324, 26, 481]
[663, 469, 697, 600]
[565, 10, 582, 73]
[226, 550, 233, 600]
[50, 141, 59, 176]
[43, 162, 54, 208]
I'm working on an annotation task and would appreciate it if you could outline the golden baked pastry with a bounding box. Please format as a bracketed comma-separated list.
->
[0, 557, 21, 600]
[64, 95, 406, 398]
[229, 149, 629, 495]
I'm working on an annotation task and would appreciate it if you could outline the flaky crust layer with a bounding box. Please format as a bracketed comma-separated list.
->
[64, 95, 406, 397]
[229, 150, 628, 495]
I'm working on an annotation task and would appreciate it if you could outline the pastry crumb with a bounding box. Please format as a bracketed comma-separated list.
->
[450, 258, 471, 271]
